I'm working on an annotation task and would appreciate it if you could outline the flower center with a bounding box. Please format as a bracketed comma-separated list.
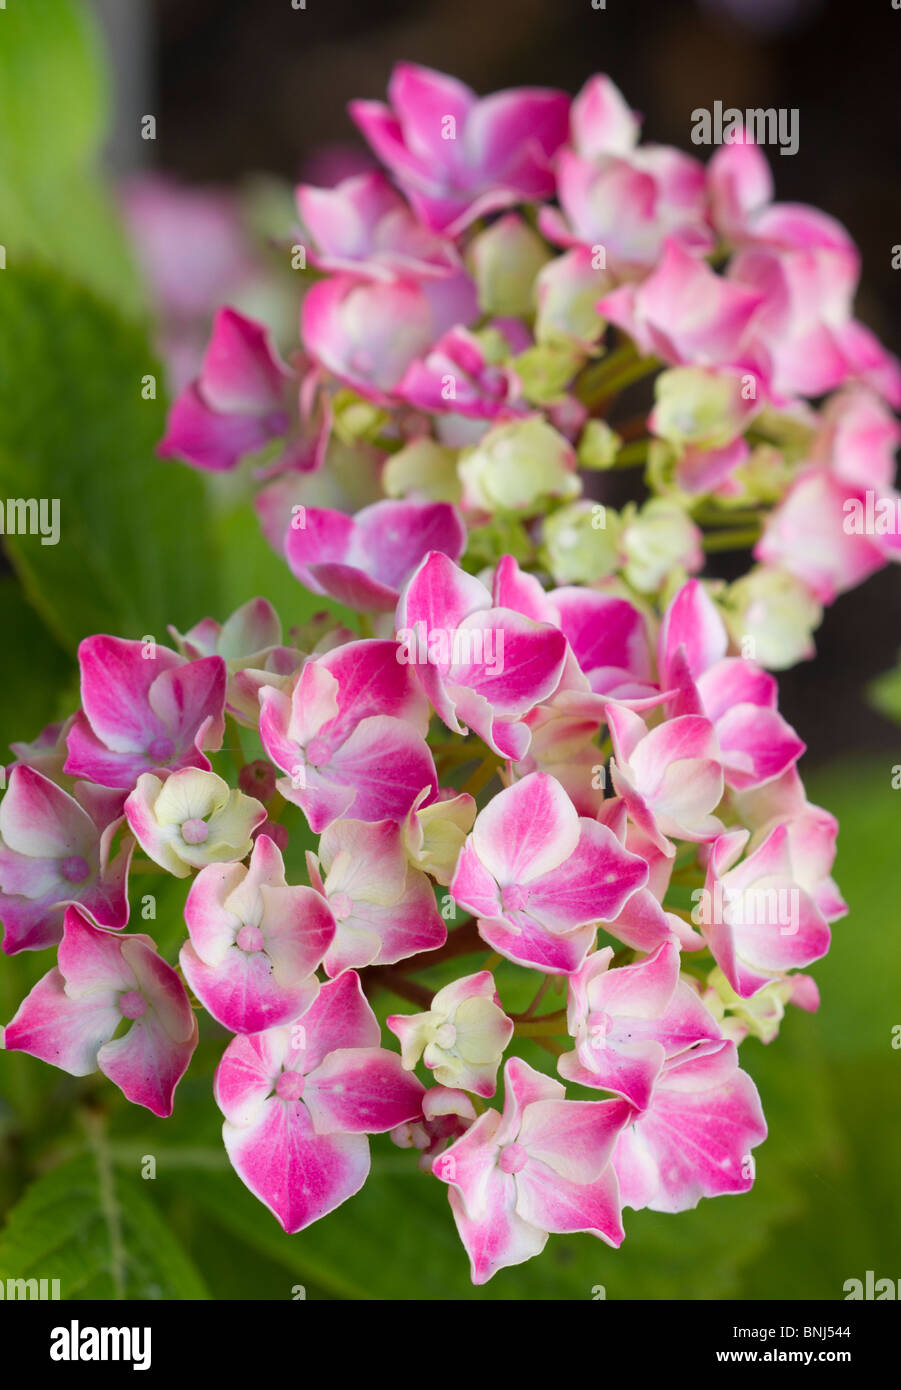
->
[181, 817, 209, 845]
[119, 990, 147, 1020]
[498, 1142, 528, 1175]
[587, 1010, 613, 1050]
[275, 1070, 305, 1102]
[305, 737, 331, 767]
[501, 883, 530, 914]
[236, 924, 265, 953]
[60, 854, 91, 884]
[330, 890, 353, 922]
[434, 1022, 457, 1050]
[146, 735, 176, 763]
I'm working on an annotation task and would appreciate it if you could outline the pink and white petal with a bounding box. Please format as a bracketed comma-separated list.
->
[98, 1010, 198, 1117]
[304, 1046, 425, 1135]
[223, 1096, 371, 1233]
[515, 1161, 624, 1246]
[214, 1028, 290, 1128]
[478, 914, 598, 974]
[184, 862, 246, 965]
[0, 767, 96, 859]
[446, 1178, 546, 1285]
[472, 773, 579, 886]
[261, 883, 335, 978]
[76, 636, 182, 752]
[122, 938, 195, 1043]
[3, 967, 119, 1075]
[327, 715, 437, 824]
[180, 940, 319, 1035]
[298, 971, 381, 1070]
[716, 704, 805, 790]
[518, 1097, 632, 1182]
[525, 819, 649, 932]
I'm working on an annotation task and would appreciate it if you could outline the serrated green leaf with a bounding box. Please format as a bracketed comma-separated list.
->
[0, 1150, 208, 1299]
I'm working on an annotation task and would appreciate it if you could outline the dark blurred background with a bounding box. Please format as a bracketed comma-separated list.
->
[94, 0, 901, 765]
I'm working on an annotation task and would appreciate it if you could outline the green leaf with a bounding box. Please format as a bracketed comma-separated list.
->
[0, 263, 221, 647]
[0, 0, 141, 309]
[0, 1149, 208, 1299]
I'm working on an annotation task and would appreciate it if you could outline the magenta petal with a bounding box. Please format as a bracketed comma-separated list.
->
[305, 1046, 425, 1135]
[223, 1094, 371, 1233]
[515, 1162, 624, 1246]
[98, 1009, 198, 1117]
[3, 967, 119, 1075]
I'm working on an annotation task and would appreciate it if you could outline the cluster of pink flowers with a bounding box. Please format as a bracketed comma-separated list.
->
[1, 62, 872, 1284]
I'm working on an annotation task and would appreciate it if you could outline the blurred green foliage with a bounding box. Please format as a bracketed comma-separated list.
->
[0, 0, 898, 1302]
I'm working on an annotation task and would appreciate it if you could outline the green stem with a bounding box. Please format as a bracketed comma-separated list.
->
[702, 525, 761, 552]
[515, 1011, 568, 1038]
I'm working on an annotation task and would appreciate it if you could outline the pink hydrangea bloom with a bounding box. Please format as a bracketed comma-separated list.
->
[259, 639, 436, 831]
[64, 636, 226, 790]
[558, 942, 721, 1109]
[301, 271, 478, 404]
[613, 1039, 766, 1213]
[0, 768, 132, 954]
[658, 579, 805, 790]
[396, 551, 568, 759]
[397, 327, 526, 420]
[607, 704, 725, 856]
[433, 1057, 630, 1284]
[451, 772, 648, 973]
[3, 907, 197, 1117]
[180, 833, 335, 1033]
[598, 239, 765, 378]
[306, 817, 445, 974]
[297, 170, 460, 280]
[698, 825, 831, 998]
[284, 499, 466, 612]
[214, 971, 424, 1232]
[350, 63, 570, 235]
[159, 308, 305, 473]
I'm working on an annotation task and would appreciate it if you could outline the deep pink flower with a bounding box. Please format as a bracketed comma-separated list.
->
[64, 636, 226, 790]
[284, 499, 466, 612]
[180, 834, 335, 1033]
[395, 551, 568, 759]
[558, 942, 721, 1109]
[0, 768, 131, 954]
[3, 907, 197, 1117]
[297, 170, 459, 280]
[451, 772, 648, 973]
[214, 971, 424, 1232]
[306, 817, 445, 975]
[159, 308, 308, 473]
[350, 62, 570, 235]
[433, 1056, 630, 1284]
[259, 639, 436, 832]
[612, 1039, 766, 1212]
